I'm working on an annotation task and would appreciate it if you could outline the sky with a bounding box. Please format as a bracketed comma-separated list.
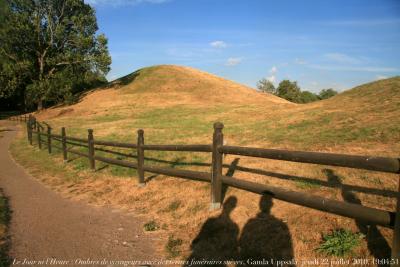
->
[87, 0, 400, 92]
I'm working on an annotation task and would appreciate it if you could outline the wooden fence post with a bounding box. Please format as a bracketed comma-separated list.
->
[137, 129, 145, 186]
[37, 126, 42, 149]
[391, 179, 400, 266]
[28, 119, 33, 145]
[61, 127, 67, 162]
[210, 122, 224, 210]
[32, 118, 36, 131]
[26, 120, 30, 144]
[88, 129, 95, 170]
[47, 125, 52, 154]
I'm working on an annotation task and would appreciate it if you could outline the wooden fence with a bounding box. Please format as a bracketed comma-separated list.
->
[7, 114, 400, 264]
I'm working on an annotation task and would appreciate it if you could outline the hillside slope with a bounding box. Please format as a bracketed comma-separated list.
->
[35, 66, 399, 154]
[38, 65, 291, 120]
[21, 67, 400, 264]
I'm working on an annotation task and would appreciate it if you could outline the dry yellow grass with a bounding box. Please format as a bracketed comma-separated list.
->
[13, 65, 400, 265]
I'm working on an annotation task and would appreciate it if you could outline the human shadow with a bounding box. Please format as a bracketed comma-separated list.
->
[221, 158, 240, 202]
[185, 196, 239, 267]
[239, 195, 295, 266]
[324, 169, 391, 265]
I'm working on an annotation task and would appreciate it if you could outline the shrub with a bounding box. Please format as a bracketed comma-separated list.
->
[165, 235, 183, 258]
[317, 229, 364, 256]
[143, 220, 159, 231]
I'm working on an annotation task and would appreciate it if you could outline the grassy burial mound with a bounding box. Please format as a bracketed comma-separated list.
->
[12, 66, 400, 263]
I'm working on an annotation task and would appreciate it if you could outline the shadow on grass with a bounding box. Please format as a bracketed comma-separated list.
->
[45, 71, 140, 110]
[239, 194, 294, 265]
[185, 195, 295, 266]
[111, 71, 141, 86]
[228, 164, 398, 198]
[85, 147, 398, 199]
[0, 189, 11, 267]
[325, 169, 391, 266]
[185, 196, 239, 267]
[0, 129, 14, 133]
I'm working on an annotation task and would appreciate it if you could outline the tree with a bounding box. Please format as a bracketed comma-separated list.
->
[0, 0, 111, 110]
[319, 88, 338, 100]
[299, 91, 319, 103]
[256, 78, 276, 94]
[276, 80, 301, 102]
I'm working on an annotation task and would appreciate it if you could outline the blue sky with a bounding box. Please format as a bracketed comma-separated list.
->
[87, 0, 400, 92]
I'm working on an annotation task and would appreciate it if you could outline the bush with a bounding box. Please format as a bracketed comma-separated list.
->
[299, 91, 320, 103]
[165, 235, 183, 258]
[319, 88, 338, 99]
[317, 229, 364, 256]
[143, 220, 159, 231]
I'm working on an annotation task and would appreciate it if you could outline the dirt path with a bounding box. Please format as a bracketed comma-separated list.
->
[0, 121, 157, 267]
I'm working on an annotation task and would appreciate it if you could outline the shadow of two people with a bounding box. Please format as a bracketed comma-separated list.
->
[185, 195, 294, 267]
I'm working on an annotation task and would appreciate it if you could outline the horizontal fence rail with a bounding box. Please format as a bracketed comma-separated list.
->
[220, 145, 400, 174]
[65, 136, 87, 143]
[143, 164, 211, 182]
[221, 175, 394, 227]
[68, 149, 88, 158]
[93, 140, 137, 148]
[94, 155, 137, 169]
[8, 114, 400, 264]
[142, 144, 212, 152]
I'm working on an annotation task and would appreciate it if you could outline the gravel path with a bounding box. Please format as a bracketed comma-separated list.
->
[0, 121, 157, 267]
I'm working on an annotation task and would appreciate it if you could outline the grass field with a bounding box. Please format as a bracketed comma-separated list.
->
[0, 190, 10, 267]
[10, 65, 400, 264]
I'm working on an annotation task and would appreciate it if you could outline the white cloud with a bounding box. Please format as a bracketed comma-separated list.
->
[295, 58, 307, 65]
[210, 41, 227, 49]
[266, 66, 277, 83]
[267, 75, 276, 83]
[324, 19, 400, 27]
[375, 75, 388, 80]
[225, 57, 242, 66]
[324, 53, 361, 64]
[308, 64, 398, 72]
[85, 0, 170, 6]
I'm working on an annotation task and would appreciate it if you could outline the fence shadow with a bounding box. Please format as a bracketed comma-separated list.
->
[65, 144, 398, 200]
[239, 194, 294, 265]
[87, 149, 397, 199]
[229, 164, 398, 199]
[0, 128, 14, 133]
[185, 196, 239, 267]
[325, 169, 391, 265]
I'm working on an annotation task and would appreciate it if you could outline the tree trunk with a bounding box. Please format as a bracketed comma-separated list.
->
[37, 99, 43, 111]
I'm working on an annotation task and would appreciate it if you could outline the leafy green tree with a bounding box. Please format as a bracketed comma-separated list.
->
[276, 80, 301, 102]
[0, 0, 111, 110]
[319, 88, 338, 100]
[299, 91, 320, 103]
[256, 78, 276, 94]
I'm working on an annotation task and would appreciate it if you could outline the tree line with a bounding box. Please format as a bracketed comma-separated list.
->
[257, 78, 338, 103]
[0, 0, 111, 111]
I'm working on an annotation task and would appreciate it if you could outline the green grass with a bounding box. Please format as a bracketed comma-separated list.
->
[143, 220, 159, 231]
[163, 200, 181, 213]
[317, 229, 364, 257]
[165, 235, 183, 258]
[91, 113, 124, 123]
[0, 191, 10, 267]
[186, 202, 206, 215]
[295, 180, 321, 189]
